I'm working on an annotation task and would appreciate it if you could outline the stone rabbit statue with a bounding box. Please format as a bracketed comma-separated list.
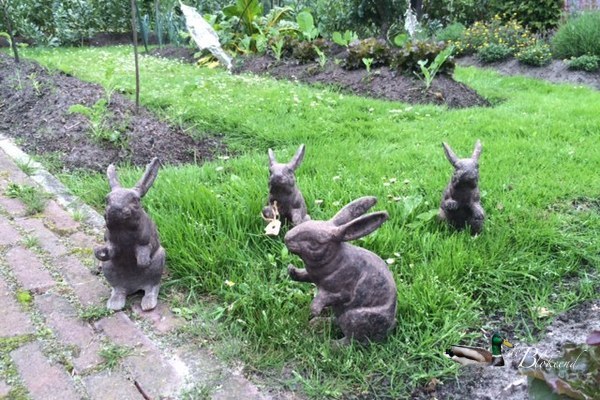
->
[439, 140, 485, 235]
[285, 197, 397, 345]
[94, 158, 165, 311]
[262, 144, 310, 227]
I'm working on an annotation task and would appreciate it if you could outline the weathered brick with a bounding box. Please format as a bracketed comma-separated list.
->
[5, 246, 55, 293]
[0, 277, 34, 337]
[0, 379, 10, 397]
[131, 302, 184, 335]
[0, 216, 20, 246]
[69, 231, 102, 252]
[213, 373, 269, 400]
[0, 197, 27, 216]
[95, 312, 184, 398]
[83, 371, 144, 400]
[58, 255, 108, 307]
[0, 153, 29, 185]
[15, 217, 68, 257]
[11, 342, 79, 400]
[43, 200, 80, 235]
[36, 293, 103, 373]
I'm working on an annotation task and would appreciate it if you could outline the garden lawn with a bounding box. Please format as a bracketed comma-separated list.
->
[20, 46, 600, 398]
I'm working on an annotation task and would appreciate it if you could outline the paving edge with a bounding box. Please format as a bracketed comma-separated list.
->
[0, 134, 105, 232]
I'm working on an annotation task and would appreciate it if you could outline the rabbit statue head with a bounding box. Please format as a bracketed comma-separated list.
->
[439, 140, 485, 235]
[262, 144, 310, 227]
[285, 197, 397, 345]
[94, 158, 166, 311]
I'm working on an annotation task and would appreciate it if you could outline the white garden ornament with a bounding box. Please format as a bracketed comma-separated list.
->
[179, 2, 233, 71]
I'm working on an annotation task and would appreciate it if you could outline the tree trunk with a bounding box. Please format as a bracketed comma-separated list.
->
[1, 0, 19, 63]
[374, 0, 391, 38]
[131, 0, 140, 114]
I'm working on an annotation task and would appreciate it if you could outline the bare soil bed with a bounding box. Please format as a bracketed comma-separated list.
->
[0, 53, 225, 172]
[150, 46, 490, 108]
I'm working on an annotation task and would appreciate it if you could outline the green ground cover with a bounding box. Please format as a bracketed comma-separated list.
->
[20, 46, 600, 398]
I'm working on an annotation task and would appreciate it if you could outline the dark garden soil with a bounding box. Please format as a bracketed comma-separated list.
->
[0, 53, 225, 172]
[458, 55, 600, 91]
[150, 46, 490, 108]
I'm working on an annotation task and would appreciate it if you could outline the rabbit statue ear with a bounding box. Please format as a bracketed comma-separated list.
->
[472, 140, 482, 161]
[442, 142, 459, 167]
[336, 211, 389, 242]
[107, 164, 121, 189]
[331, 196, 378, 226]
[134, 158, 160, 197]
[268, 148, 277, 166]
[288, 144, 305, 171]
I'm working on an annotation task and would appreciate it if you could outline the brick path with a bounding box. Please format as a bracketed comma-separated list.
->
[0, 142, 294, 400]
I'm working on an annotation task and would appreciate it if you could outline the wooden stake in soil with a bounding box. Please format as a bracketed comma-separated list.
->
[131, 0, 140, 114]
[0, 0, 20, 63]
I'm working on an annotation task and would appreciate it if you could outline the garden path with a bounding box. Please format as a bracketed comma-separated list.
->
[0, 138, 294, 400]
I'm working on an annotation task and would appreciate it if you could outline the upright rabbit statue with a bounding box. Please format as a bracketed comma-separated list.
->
[262, 144, 310, 226]
[94, 158, 165, 311]
[285, 197, 397, 344]
[439, 140, 484, 235]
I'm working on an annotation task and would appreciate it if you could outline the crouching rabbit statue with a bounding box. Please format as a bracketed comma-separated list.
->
[94, 158, 165, 311]
[285, 197, 397, 345]
[262, 144, 310, 229]
[439, 140, 485, 235]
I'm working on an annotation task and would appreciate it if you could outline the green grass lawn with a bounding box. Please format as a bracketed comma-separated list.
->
[20, 46, 600, 398]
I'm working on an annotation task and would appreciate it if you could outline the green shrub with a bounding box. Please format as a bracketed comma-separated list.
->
[494, 0, 562, 32]
[342, 38, 391, 70]
[567, 55, 600, 72]
[390, 40, 455, 74]
[552, 12, 600, 59]
[477, 43, 512, 63]
[292, 38, 330, 63]
[455, 15, 535, 55]
[435, 22, 466, 43]
[515, 43, 552, 66]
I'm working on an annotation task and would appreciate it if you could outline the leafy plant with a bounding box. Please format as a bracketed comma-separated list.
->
[477, 43, 512, 63]
[390, 39, 454, 74]
[414, 45, 454, 90]
[223, 0, 264, 36]
[6, 182, 48, 215]
[454, 15, 535, 55]
[296, 10, 319, 41]
[314, 46, 327, 68]
[435, 22, 466, 43]
[515, 43, 552, 67]
[270, 37, 285, 60]
[343, 38, 390, 70]
[362, 57, 374, 73]
[292, 39, 322, 63]
[552, 11, 600, 59]
[332, 30, 358, 47]
[68, 99, 126, 145]
[567, 54, 600, 72]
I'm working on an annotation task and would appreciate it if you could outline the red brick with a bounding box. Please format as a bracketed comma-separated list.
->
[57, 255, 108, 307]
[83, 371, 144, 400]
[11, 342, 79, 400]
[0, 277, 34, 337]
[131, 302, 184, 335]
[15, 217, 68, 257]
[69, 231, 102, 251]
[94, 312, 184, 398]
[36, 293, 103, 373]
[0, 216, 20, 246]
[0, 197, 27, 217]
[44, 200, 80, 235]
[5, 246, 55, 293]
